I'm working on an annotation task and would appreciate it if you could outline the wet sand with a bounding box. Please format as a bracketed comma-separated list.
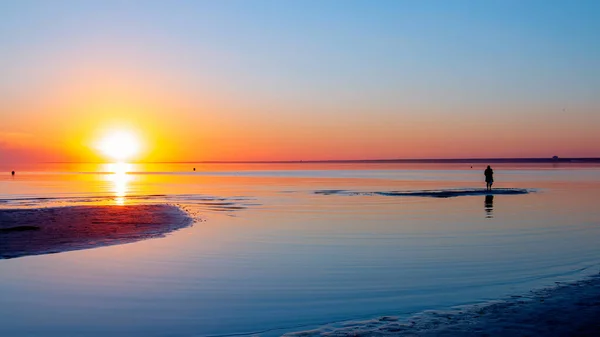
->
[315, 188, 530, 198]
[0, 205, 192, 259]
[286, 275, 600, 336]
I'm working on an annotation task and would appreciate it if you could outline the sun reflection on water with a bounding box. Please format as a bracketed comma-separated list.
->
[105, 162, 133, 205]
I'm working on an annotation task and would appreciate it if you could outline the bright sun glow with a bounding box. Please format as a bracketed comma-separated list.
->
[98, 131, 140, 161]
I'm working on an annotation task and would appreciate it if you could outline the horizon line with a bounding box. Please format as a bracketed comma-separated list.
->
[37, 156, 600, 164]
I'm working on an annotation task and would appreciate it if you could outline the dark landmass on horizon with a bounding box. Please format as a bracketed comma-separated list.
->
[41, 157, 600, 164]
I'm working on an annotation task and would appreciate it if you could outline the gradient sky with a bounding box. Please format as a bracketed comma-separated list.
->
[1, 0, 599, 163]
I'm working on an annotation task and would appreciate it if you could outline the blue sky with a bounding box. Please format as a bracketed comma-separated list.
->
[2, 0, 599, 103]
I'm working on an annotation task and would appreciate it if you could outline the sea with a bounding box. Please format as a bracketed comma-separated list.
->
[1, 162, 599, 336]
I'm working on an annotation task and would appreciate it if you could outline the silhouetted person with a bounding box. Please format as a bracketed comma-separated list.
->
[193, 167, 196, 171]
[484, 195, 494, 218]
[11, 171, 15, 176]
[484, 165, 494, 191]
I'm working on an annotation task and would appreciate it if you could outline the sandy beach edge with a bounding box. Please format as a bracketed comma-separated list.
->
[284, 273, 600, 336]
[0, 204, 194, 259]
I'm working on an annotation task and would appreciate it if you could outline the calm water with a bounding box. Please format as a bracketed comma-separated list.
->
[1, 162, 600, 336]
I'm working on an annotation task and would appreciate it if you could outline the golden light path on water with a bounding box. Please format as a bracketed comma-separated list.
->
[104, 162, 134, 205]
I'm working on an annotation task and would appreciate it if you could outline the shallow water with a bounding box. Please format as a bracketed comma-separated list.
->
[1, 162, 600, 336]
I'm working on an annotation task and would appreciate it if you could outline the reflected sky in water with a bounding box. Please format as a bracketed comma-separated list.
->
[1, 163, 600, 336]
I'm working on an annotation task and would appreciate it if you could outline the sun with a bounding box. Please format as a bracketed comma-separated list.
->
[98, 130, 140, 161]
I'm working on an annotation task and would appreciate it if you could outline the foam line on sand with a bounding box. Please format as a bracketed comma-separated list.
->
[285, 274, 600, 336]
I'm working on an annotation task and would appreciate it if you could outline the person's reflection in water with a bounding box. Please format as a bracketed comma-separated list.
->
[484, 195, 494, 219]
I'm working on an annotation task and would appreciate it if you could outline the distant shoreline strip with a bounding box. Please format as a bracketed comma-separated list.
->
[34, 157, 600, 164]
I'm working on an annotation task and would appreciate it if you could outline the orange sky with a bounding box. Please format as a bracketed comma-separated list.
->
[2, 74, 599, 163]
[3, 65, 597, 163]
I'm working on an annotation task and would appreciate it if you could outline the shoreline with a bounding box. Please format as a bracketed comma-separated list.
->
[285, 273, 600, 336]
[0, 204, 193, 259]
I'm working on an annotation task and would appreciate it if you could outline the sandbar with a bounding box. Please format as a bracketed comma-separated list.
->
[315, 188, 530, 198]
[0, 204, 192, 259]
